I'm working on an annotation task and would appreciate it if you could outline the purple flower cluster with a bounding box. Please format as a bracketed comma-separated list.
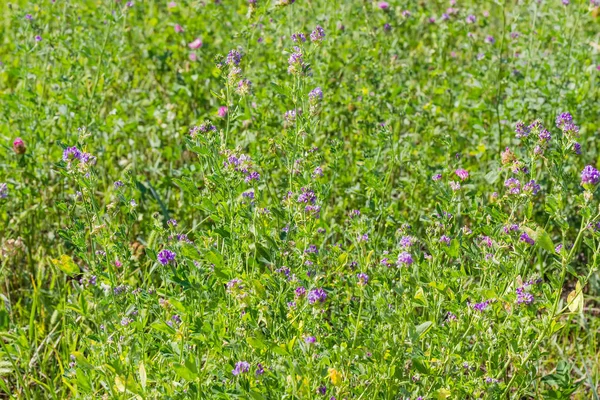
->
[226, 50, 242, 66]
[310, 25, 325, 42]
[157, 249, 176, 265]
[396, 251, 413, 266]
[357, 273, 369, 286]
[470, 299, 491, 312]
[189, 121, 217, 137]
[297, 187, 317, 204]
[504, 178, 521, 195]
[308, 288, 327, 304]
[514, 121, 529, 138]
[519, 232, 535, 245]
[288, 46, 306, 75]
[232, 361, 250, 376]
[291, 32, 306, 43]
[62, 146, 95, 165]
[523, 180, 541, 195]
[581, 165, 600, 186]
[455, 169, 469, 181]
[0, 183, 7, 199]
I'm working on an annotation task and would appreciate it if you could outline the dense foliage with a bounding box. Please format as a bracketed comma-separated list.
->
[0, 0, 599, 398]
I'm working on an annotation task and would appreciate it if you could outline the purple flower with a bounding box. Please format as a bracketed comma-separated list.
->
[357, 273, 369, 286]
[397, 251, 413, 266]
[242, 190, 255, 199]
[523, 180, 541, 195]
[35, 35, 42, 41]
[157, 249, 176, 265]
[439, 235, 451, 246]
[305, 336, 316, 344]
[470, 300, 491, 312]
[297, 188, 317, 204]
[432, 173, 442, 181]
[308, 87, 323, 103]
[466, 15, 476, 23]
[515, 121, 530, 138]
[310, 25, 325, 42]
[449, 181, 461, 191]
[574, 142, 581, 155]
[291, 32, 306, 42]
[255, 363, 264, 376]
[0, 183, 8, 199]
[520, 232, 535, 246]
[245, 171, 260, 183]
[504, 178, 521, 195]
[581, 165, 600, 187]
[555, 112, 572, 128]
[399, 236, 414, 248]
[308, 288, 327, 304]
[305, 244, 318, 254]
[485, 35, 495, 44]
[63, 146, 82, 161]
[539, 129, 551, 142]
[455, 169, 469, 181]
[232, 361, 250, 376]
[217, 106, 228, 118]
[378, 1, 389, 9]
[288, 47, 305, 74]
[317, 385, 327, 395]
[226, 50, 242, 66]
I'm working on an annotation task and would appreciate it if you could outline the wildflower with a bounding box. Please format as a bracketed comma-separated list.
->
[157, 249, 176, 265]
[485, 35, 495, 44]
[120, 317, 132, 326]
[581, 165, 600, 187]
[308, 288, 327, 304]
[305, 336, 316, 343]
[574, 142, 581, 155]
[378, 1, 389, 10]
[236, 79, 252, 95]
[523, 180, 541, 195]
[328, 368, 342, 386]
[312, 166, 323, 178]
[470, 300, 491, 312]
[217, 106, 228, 118]
[310, 25, 325, 42]
[291, 32, 306, 42]
[35, 35, 42, 41]
[439, 235, 451, 246]
[305, 244, 318, 254]
[245, 171, 260, 183]
[432, 173, 442, 181]
[538, 129, 551, 142]
[288, 46, 305, 75]
[0, 183, 7, 199]
[309, 87, 323, 103]
[63, 146, 82, 162]
[515, 121, 529, 138]
[188, 38, 202, 49]
[232, 361, 250, 376]
[357, 273, 369, 286]
[317, 386, 327, 395]
[520, 232, 535, 245]
[242, 190, 254, 200]
[255, 363, 264, 376]
[226, 50, 242, 66]
[397, 251, 413, 266]
[504, 178, 521, 195]
[297, 188, 317, 204]
[555, 112, 572, 128]
[13, 138, 26, 154]
[449, 181, 461, 191]
[455, 169, 469, 181]
[466, 15, 476, 23]
[174, 24, 184, 33]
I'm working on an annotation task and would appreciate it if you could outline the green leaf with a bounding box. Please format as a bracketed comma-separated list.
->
[174, 364, 197, 380]
[536, 228, 555, 253]
[139, 362, 147, 390]
[415, 321, 434, 338]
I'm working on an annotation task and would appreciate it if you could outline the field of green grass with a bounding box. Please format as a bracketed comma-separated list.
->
[0, 0, 599, 398]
